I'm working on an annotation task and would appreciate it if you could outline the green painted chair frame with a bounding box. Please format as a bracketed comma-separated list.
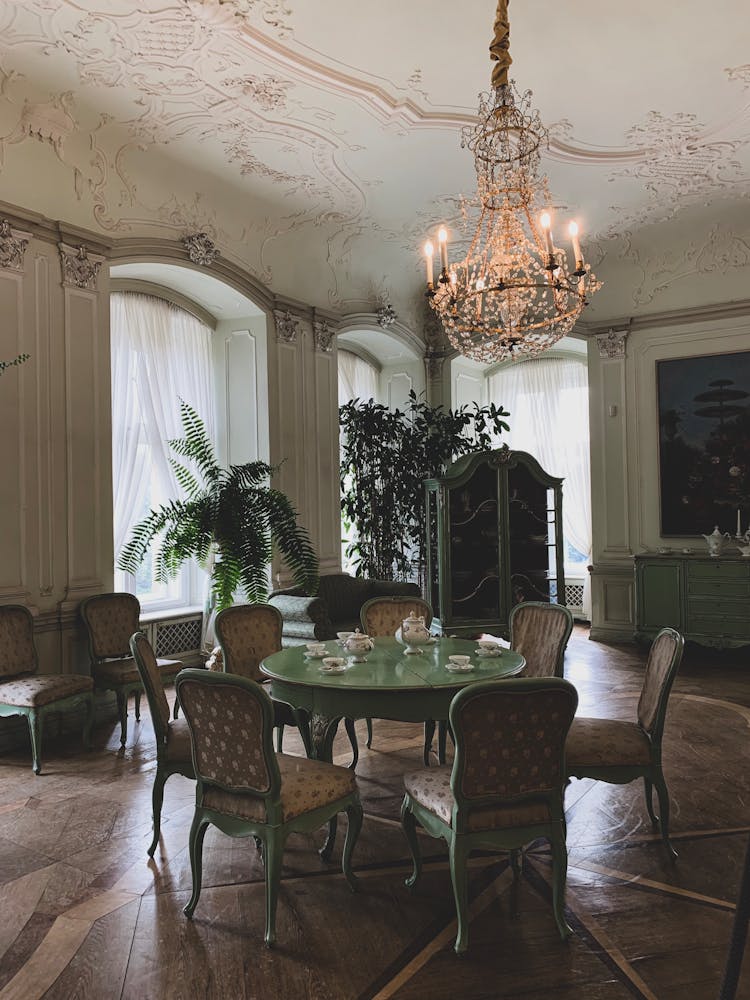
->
[401, 676, 579, 954]
[176, 668, 363, 946]
[130, 632, 195, 856]
[509, 601, 574, 679]
[359, 595, 436, 766]
[80, 593, 182, 746]
[566, 626, 684, 858]
[214, 604, 312, 758]
[0, 605, 94, 774]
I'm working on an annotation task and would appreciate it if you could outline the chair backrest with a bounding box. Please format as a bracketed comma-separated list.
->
[360, 596, 433, 637]
[449, 677, 578, 825]
[509, 602, 574, 678]
[130, 631, 171, 741]
[176, 669, 281, 811]
[0, 604, 37, 678]
[214, 604, 282, 683]
[637, 627, 684, 738]
[81, 593, 140, 660]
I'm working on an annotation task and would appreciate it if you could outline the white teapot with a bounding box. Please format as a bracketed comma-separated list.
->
[397, 611, 432, 653]
[702, 525, 731, 558]
[343, 629, 374, 661]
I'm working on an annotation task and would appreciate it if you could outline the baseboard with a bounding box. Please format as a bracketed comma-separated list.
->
[589, 626, 636, 644]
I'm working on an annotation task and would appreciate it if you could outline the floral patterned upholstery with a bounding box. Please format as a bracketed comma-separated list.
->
[215, 605, 282, 683]
[454, 687, 576, 800]
[404, 767, 551, 832]
[203, 753, 356, 824]
[510, 603, 573, 678]
[0, 605, 36, 677]
[638, 630, 681, 734]
[0, 673, 93, 707]
[178, 676, 273, 793]
[361, 597, 432, 637]
[131, 633, 171, 734]
[81, 593, 140, 658]
[565, 717, 651, 768]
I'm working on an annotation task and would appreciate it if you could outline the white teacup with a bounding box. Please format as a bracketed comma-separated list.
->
[448, 654, 471, 667]
[477, 640, 501, 651]
[321, 656, 346, 671]
[306, 642, 326, 655]
[336, 630, 355, 644]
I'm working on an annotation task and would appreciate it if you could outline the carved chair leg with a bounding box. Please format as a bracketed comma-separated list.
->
[134, 690, 141, 722]
[27, 710, 43, 775]
[264, 832, 285, 947]
[366, 718, 373, 749]
[449, 835, 471, 954]
[183, 814, 210, 919]
[148, 767, 167, 857]
[401, 797, 423, 891]
[344, 718, 359, 770]
[343, 801, 363, 891]
[423, 720, 436, 766]
[275, 725, 284, 752]
[115, 690, 128, 746]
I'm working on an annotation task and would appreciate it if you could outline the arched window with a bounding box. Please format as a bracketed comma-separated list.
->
[338, 349, 379, 407]
[111, 291, 216, 610]
[486, 354, 591, 617]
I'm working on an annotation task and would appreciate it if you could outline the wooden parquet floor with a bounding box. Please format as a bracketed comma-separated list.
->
[1, 627, 749, 999]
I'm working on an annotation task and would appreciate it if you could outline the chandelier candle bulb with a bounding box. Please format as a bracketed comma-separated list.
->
[568, 221, 583, 270]
[424, 241, 434, 285]
[438, 227, 449, 270]
[540, 212, 554, 255]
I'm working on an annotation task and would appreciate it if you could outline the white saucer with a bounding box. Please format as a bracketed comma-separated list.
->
[445, 663, 475, 673]
[475, 648, 501, 658]
[319, 665, 346, 674]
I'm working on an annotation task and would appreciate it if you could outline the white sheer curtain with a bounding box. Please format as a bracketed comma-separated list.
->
[487, 356, 592, 617]
[111, 291, 215, 605]
[338, 349, 379, 407]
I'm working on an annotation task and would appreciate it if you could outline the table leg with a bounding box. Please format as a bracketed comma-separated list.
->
[309, 713, 342, 860]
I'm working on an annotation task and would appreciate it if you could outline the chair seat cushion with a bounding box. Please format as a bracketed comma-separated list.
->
[566, 717, 651, 769]
[95, 656, 182, 685]
[404, 767, 551, 832]
[0, 673, 93, 708]
[203, 753, 356, 824]
[165, 717, 193, 765]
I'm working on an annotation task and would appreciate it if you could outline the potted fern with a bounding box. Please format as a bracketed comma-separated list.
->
[118, 401, 319, 613]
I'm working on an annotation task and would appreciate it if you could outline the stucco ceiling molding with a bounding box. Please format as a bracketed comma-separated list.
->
[58, 242, 104, 290]
[596, 328, 629, 360]
[312, 317, 336, 353]
[0, 218, 30, 272]
[182, 232, 219, 266]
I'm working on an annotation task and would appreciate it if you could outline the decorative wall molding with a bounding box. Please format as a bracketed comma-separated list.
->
[312, 318, 335, 353]
[273, 308, 300, 344]
[596, 328, 629, 360]
[182, 232, 219, 267]
[0, 219, 31, 272]
[425, 352, 446, 381]
[376, 304, 397, 328]
[58, 242, 104, 290]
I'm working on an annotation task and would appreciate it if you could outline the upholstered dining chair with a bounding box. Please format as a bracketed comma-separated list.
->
[80, 593, 183, 746]
[361, 596, 437, 765]
[566, 626, 684, 857]
[176, 668, 363, 946]
[509, 601, 574, 678]
[0, 604, 94, 774]
[401, 676, 578, 954]
[213, 604, 312, 758]
[130, 632, 195, 856]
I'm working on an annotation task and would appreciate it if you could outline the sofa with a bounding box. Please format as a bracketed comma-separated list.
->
[269, 573, 421, 646]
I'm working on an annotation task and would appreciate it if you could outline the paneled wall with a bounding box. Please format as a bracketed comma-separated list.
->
[587, 307, 750, 640]
[0, 222, 112, 673]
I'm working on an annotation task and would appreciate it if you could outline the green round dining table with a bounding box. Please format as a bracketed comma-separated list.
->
[261, 636, 525, 763]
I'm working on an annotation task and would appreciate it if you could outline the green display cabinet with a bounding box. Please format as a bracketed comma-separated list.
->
[424, 448, 565, 639]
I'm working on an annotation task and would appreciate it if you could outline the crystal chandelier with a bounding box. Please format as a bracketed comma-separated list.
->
[424, 0, 600, 364]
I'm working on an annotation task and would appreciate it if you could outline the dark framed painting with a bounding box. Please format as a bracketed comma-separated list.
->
[657, 349, 750, 536]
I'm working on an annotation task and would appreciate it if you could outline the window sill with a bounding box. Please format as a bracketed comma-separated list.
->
[139, 604, 204, 624]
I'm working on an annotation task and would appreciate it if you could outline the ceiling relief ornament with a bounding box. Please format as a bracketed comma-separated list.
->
[273, 308, 300, 344]
[202, 0, 294, 38]
[725, 65, 750, 89]
[596, 328, 629, 360]
[0, 219, 30, 272]
[376, 304, 397, 328]
[222, 74, 292, 111]
[182, 232, 219, 266]
[58, 242, 104, 290]
[631, 225, 750, 307]
[0, 90, 78, 169]
[312, 318, 335, 353]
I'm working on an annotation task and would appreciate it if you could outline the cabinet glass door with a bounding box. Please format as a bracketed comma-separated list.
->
[507, 464, 556, 604]
[449, 463, 500, 621]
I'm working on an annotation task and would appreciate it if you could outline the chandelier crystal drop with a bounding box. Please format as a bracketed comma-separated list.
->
[424, 0, 600, 364]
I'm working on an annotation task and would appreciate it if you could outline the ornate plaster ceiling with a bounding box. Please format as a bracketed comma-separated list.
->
[0, 0, 749, 331]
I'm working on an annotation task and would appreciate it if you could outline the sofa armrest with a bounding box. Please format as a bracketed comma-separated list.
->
[367, 579, 421, 599]
[268, 595, 335, 641]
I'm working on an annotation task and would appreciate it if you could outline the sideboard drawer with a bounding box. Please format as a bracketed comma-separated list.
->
[689, 617, 750, 640]
[687, 597, 747, 620]
[687, 579, 750, 598]
[687, 560, 750, 580]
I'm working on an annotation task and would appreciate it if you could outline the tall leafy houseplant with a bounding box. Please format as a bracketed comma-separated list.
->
[118, 401, 319, 610]
[340, 391, 509, 583]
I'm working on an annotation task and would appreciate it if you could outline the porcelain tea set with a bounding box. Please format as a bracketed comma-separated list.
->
[700, 526, 750, 558]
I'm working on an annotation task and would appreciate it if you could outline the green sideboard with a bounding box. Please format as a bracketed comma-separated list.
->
[634, 553, 750, 648]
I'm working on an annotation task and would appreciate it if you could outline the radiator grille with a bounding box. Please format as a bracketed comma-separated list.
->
[564, 583, 585, 610]
[154, 617, 202, 657]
